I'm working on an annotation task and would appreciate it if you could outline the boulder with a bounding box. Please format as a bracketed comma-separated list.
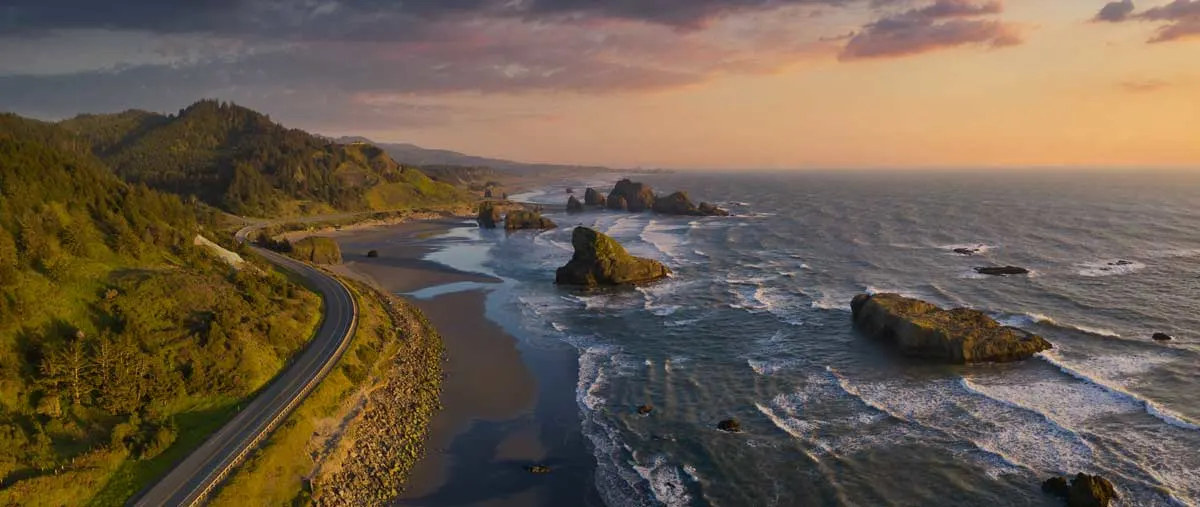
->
[505, 210, 557, 230]
[477, 203, 501, 229]
[637, 404, 654, 415]
[1152, 332, 1173, 342]
[607, 179, 656, 212]
[1067, 473, 1117, 507]
[1043, 476, 1070, 498]
[584, 187, 607, 206]
[717, 419, 741, 433]
[975, 266, 1030, 276]
[555, 227, 671, 286]
[290, 237, 342, 265]
[366, 249, 379, 258]
[850, 293, 1052, 363]
[566, 195, 585, 214]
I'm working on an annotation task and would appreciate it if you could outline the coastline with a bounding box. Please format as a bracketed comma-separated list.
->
[330, 218, 603, 506]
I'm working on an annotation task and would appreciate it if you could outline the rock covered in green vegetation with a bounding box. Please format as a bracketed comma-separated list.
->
[850, 293, 1052, 363]
[607, 179, 656, 212]
[651, 191, 730, 216]
[584, 187, 607, 206]
[567, 195, 585, 213]
[290, 237, 343, 264]
[1043, 473, 1118, 507]
[477, 202, 501, 228]
[555, 227, 671, 286]
[505, 210, 557, 230]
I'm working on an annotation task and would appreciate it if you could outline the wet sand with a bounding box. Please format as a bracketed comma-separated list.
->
[332, 219, 602, 507]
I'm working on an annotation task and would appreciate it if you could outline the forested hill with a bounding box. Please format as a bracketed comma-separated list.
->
[57, 100, 470, 217]
[0, 113, 326, 504]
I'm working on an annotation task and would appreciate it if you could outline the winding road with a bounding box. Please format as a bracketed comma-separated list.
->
[131, 233, 358, 507]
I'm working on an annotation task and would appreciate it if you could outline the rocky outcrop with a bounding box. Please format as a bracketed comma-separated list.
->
[505, 210, 557, 230]
[1044, 474, 1118, 507]
[477, 203, 501, 228]
[609, 195, 629, 211]
[850, 293, 1052, 363]
[1152, 332, 1174, 341]
[975, 266, 1029, 276]
[290, 237, 342, 265]
[584, 187, 607, 206]
[607, 179, 656, 212]
[717, 419, 741, 433]
[555, 227, 671, 286]
[651, 191, 730, 216]
[698, 202, 730, 216]
[567, 195, 585, 214]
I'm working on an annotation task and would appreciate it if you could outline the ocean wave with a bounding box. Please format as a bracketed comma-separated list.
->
[664, 318, 700, 328]
[631, 455, 693, 507]
[747, 358, 801, 376]
[1077, 259, 1147, 277]
[996, 311, 1122, 338]
[639, 220, 690, 263]
[1037, 351, 1199, 431]
[811, 293, 851, 312]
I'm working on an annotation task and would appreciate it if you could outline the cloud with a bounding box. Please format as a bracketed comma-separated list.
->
[839, 0, 1021, 60]
[1092, 0, 1200, 43]
[1117, 78, 1173, 92]
[1094, 0, 1136, 22]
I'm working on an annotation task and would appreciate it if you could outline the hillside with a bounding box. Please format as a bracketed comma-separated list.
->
[335, 136, 612, 175]
[58, 101, 471, 217]
[0, 116, 323, 505]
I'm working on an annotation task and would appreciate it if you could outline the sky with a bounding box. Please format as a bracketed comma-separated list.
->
[0, 0, 1197, 169]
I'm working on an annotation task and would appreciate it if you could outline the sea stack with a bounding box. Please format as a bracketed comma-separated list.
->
[584, 187, 607, 206]
[555, 227, 671, 286]
[477, 203, 501, 229]
[567, 195, 585, 213]
[607, 179, 656, 212]
[652, 191, 730, 216]
[850, 293, 1052, 363]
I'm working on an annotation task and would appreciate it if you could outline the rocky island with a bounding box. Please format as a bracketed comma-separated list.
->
[555, 227, 671, 286]
[850, 293, 1052, 363]
[505, 209, 557, 230]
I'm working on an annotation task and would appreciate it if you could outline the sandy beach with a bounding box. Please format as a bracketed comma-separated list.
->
[330, 218, 602, 507]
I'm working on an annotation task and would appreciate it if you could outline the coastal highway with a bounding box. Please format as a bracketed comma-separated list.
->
[131, 233, 358, 507]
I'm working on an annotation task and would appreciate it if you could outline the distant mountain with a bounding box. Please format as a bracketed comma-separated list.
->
[335, 136, 612, 175]
[57, 100, 471, 217]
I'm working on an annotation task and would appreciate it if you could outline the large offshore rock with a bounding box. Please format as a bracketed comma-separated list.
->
[607, 179, 656, 212]
[850, 293, 1052, 363]
[504, 210, 557, 230]
[555, 227, 671, 286]
[652, 191, 729, 216]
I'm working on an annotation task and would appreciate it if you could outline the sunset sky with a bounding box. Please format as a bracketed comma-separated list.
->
[1, 0, 1197, 169]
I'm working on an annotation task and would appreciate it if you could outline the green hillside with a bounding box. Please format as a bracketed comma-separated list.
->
[59, 100, 471, 217]
[0, 116, 322, 505]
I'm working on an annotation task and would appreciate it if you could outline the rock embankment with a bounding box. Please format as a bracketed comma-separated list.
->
[312, 289, 444, 505]
[505, 210, 557, 230]
[850, 293, 1052, 363]
[555, 227, 671, 286]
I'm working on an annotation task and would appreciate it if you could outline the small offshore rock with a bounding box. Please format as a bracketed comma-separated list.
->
[1068, 473, 1117, 507]
[477, 203, 501, 229]
[584, 187, 607, 206]
[1152, 332, 1173, 341]
[637, 404, 654, 415]
[526, 465, 552, 474]
[366, 249, 379, 258]
[717, 419, 741, 433]
[566, 195, 585, 214]
[954, 247, 977, 255]
[975, 266, 1030, 276]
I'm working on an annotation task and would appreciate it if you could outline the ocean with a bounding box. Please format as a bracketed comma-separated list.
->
[417, 170, 1200, 507]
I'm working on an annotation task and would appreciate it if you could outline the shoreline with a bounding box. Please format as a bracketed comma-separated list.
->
[330, 218, 602, 506]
